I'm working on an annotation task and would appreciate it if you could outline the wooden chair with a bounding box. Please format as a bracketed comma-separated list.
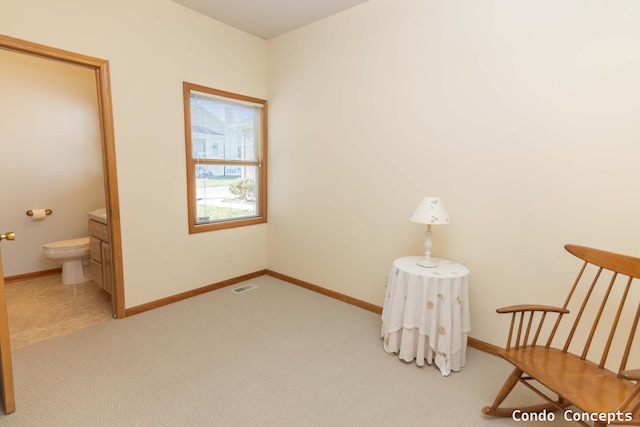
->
[482, 244, 640, 426]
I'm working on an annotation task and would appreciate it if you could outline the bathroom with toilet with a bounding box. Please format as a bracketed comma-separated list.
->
[1, 46, 116, 353]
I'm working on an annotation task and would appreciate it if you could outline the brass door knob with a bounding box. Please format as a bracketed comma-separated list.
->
[0, 232, 15, 241]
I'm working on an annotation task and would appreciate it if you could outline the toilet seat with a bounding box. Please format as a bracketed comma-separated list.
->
[42, 236, 91, 285]
[43, 236, 90, 251]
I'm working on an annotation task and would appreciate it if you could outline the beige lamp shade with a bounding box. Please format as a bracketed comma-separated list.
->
[410, 197, 450, 225]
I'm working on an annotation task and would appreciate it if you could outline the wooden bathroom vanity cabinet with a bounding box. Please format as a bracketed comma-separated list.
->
[88, 219, 112, 295]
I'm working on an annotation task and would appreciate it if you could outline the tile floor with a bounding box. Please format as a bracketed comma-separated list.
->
[4, 274, 113, 350]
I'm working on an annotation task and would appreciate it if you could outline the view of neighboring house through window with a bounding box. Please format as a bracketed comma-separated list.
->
[183, 82, 267, 233]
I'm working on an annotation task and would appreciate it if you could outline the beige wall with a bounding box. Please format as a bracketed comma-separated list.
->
[2, 0, 640, 347]
[0, 49, 105, 276]
[267, 0, 640, 346]
[0, 0, 268, 307]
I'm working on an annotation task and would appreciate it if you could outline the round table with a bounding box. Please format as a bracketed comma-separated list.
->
[381, 256, 470, 376]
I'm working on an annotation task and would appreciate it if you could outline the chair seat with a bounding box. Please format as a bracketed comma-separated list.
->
[499, 346, 635, 414]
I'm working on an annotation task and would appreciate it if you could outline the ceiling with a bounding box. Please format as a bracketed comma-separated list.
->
[170, 0, 370, 39]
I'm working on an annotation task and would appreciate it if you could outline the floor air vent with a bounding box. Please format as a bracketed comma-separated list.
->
[231, 283, 258, 294]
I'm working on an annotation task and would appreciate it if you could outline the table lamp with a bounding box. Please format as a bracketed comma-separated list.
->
[410, 197, 450, 267]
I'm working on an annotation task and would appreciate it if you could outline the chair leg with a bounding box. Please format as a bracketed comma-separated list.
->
[483, 366, 572, 418]
[482, 367, 523, 417]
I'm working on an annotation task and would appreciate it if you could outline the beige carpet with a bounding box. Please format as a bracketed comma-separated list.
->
[0, 275, 577, 426]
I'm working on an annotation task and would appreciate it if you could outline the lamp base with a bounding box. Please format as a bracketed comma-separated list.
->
[416, 257, 438, 268]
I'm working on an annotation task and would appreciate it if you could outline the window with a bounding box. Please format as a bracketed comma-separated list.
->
[183, 82, 267, 233]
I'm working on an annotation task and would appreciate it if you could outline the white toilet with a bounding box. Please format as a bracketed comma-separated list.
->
[42, 237, 92, 285]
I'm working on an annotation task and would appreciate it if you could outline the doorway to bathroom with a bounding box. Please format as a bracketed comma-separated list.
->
[0, 36, 124, 331]
[0, 34, 124, 415]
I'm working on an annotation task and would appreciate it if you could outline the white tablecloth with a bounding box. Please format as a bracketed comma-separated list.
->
[381, 256, 470, 376]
